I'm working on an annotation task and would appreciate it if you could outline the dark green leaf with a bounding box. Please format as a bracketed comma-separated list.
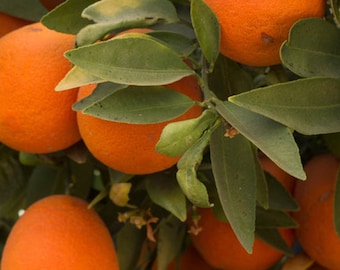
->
[255, 207, 298, 228]
[157, 215, 186, 270]
[229, 77, 340, 135]
[210, 126, 257, 253]
[255, 228, 294, 256]
[323, 132, 340, 159]
[190, 0, 220, 69]
[176, 126, 215, 208]
[214, 99, 305, 180]
[41, 0, 97, 34]
[116, 223, 146, 270]
[266, 173, 299, 211]
[76, 0, 178, 45]
[156, 110, 216, 157]
[331, 0, 340, 27]
[254, 152, 269, 209]
[76, 85, 197, 124]
[0, 0, 46, 21]
[281, 18, 340, 78]
[145, 173, 187, 221]
[65, 34, 194, 85]
[335, 168, 340, 238]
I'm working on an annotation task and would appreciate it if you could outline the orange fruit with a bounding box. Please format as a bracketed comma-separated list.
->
[0, 22, 81, 153]
[292, 154, 340, 270]
[203, 0, 326, 66]
[191, 208, 295, 270]
[259, 153, 296, 193]
[39, 0, 65, 11]
[1, 195, 119, 270]
[76, 75, 202, 175]
[0, 12, 31, 38]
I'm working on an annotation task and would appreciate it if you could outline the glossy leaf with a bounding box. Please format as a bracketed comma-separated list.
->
[76, 0, 178, 45]
[214, 100, 305, 180]
[255, 228, 294, 256]
[65, 34, 194, 86]
[191, 0, 220, 68]
[210, 126, 257, 253]
[156, 110, 216, 157]
[157, 215, 186, 270]
[145, 173, 187, 221]
[116, 223, 146, 270]
[56, 66, 105, 91]
[281, 18, 340, 78]
[335, 169, 340, 237]
[41, 0, 97, 34]
[229, 77, 340, 135]
[255, 207, 298, 228]
[75, 85, 197, 124]
[176, 128, 214, 208]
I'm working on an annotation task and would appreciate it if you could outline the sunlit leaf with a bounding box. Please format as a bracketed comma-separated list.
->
[214, 99, 305, 180]
[281, 18, 340, 78]
[76, 85, 197, 124]
[145, 173, 187, 221]
[41, 0, 97, 34]
[191, 0, 220, 69]
[65, 34, 194, 85]
[156, 110, 216, 157]
[229, 77, 340, 135]
[210, 126, 257, 253]
[77, 0, 178, 45]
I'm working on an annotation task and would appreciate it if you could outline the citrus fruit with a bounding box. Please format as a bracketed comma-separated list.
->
[76, 75, 202, 175]
[203, 0, 326, 66]
[292, 153, 340, 270]
[0, 12, 31, 38]
[0, 22, 81, 153]
[1, 195, 119, 270]
[191, 208, 295, 270]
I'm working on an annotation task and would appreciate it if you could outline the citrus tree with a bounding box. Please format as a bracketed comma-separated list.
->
[0, 0, 340, 269]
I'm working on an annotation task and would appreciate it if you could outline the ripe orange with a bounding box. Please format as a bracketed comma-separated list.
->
[1, 195, 119, 270]
[0, 22, 81, 153]
[0, 12, 31, 38]
[190, 208, 295, 270]
[76, 76, 202, 175]
[203, 0, 326, 66]
[292, 154, 340, 269]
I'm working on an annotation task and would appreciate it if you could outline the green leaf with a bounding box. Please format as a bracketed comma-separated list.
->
[116, 223, 146, 270]
[156, 110, 216, 157]
[65, 34, 194, 86]
[210, 126, 257, 253]
[255, 207, 298, 229]
[190, 0, 220, 69]
[76, 0, 178, 45]
[266, 173, 299, 211]
[76, 85, 197, 124]
[56, 66, 105, 91]
[0, 0, 46, 21]
[254, 151, 269, 209]
[145, 173, 187, 222]
[229, 77, 340, 135]
[331, 0, 340, 27]
[335, 169, 340, 238]
[41, 0, 97, 34]
[176, 127, 215, 208]
[157, 215, 186, 270]
[323, 132, 340, 159]
[255, 228, 294, 256]
[214, 99, 305, 180]
[281, 18, 340, 78]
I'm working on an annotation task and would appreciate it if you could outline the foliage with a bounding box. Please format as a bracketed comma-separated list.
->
[0, 0, 340, 269]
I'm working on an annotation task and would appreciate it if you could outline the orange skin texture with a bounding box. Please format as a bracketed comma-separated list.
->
[203, 0, 326, 66]
[292, 154, 340, 270]
[191, 208, 295, 270]
[77, 76, 202, 175]
[0, 22, 81, 153]
[1, 195, 119, 270]
[0, 12, 31, 38]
